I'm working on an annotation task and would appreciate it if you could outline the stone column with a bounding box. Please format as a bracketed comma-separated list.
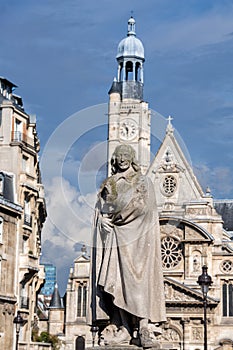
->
[181, 318, 190, 350]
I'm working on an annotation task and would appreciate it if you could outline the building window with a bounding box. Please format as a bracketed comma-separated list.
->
[161, 236, 183, 269]
[222, 282, 233, 317]
[14, 119, 23, 141]
[77, 283, 87, 317]
[162, 175, 177, 196]
[83, 285, 87, 316]
[22, 236, 28, 254]
[20, 285, 29, 309]
[0, 217, 3, 243]
[221, 260, 233, 273]
[24, 196, 32, 226]
[22, 155, 29, 173]
[0, 174, 3, 194]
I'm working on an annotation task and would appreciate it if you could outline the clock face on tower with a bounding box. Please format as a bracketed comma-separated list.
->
[119, 119, 138, 140]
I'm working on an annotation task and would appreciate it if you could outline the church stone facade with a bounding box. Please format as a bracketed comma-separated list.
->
[58, 17, 233, 350]
[0, 77, 47, 349]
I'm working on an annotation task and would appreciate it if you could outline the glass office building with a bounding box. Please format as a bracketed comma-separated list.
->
[40, 263, 56, 296]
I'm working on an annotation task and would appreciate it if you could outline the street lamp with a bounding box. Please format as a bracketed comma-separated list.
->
[13, 311, 24, 350]
[197, 265, 213, 350]
[90, 325, 99, 347]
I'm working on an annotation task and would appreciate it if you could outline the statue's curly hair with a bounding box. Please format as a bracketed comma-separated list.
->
[111, 144, 140, 175]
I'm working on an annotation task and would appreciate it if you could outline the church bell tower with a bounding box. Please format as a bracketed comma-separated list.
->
[107, 17, 151, 175]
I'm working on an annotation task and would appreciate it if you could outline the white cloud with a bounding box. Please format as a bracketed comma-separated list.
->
[42, 176, 96, 244]
[194, 163, 233, 198]
[41, 176, 97, 293]
[145, 5, 233, 52]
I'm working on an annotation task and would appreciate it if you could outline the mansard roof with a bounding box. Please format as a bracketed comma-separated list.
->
[0, 76, 17, 89]
[214, 200, 233, 232]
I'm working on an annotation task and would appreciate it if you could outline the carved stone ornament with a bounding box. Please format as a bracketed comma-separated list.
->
[161, 223, 183, 240]
[100, 325, 131, 346]
[163, 202, 175, 211]
[3, 303, 14, 315]
[139, 324, 162, 348]
[220, 260, 233, 273]
[164, 282, 193, 302]
[192, 327, 203, 341]
[156, 148, 185, 174]
[158, 328, 181, 342]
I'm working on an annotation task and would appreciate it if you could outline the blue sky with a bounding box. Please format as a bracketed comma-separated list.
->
[1, 0, 233, 293]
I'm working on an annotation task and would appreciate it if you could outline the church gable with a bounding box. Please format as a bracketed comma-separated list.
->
[73, 253, 90, 277]
[148, 122, 205, 209]
[164, 277, 218, 307]
[74, 255, 90, 263]
[160, 219, 214, 242]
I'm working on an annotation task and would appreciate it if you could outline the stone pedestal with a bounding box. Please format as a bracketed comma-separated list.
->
[86, 345, 165, 350]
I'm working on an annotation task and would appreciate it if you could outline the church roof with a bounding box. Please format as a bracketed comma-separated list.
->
[116, 17, 144, 60]
[148, 117, 205, 202]
[49, 283, 64, 309]
[108, 78, 121, 95]
[214, 200, 233, 232]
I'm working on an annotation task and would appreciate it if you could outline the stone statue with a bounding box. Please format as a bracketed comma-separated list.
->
[90, 144, 166, 347]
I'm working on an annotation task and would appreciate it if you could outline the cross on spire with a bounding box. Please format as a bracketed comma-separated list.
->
[167, 115, 173, 125]
[166, 115, 174, 133]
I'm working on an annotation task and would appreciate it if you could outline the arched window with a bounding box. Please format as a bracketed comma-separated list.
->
[77, 282, 87, 317]
[125, 61, 133, 81]
[77, 285, 82, 317]
[82, 285, 87, 317]
[222, 281, 233, 317]
[135, 62, 141, 81]
[118, 62, 123, 81]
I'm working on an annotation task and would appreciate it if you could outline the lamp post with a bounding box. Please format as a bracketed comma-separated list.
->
[13, 311, 24, 350]
[197, 265, 213, 350]
[90, 325, 99, 347]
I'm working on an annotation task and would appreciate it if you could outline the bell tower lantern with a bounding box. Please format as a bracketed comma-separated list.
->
[116, 16, 145, 100]
[107, 17, 150, 175]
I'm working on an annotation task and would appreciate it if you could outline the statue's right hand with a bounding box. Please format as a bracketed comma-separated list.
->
[100, 216, 114, 234]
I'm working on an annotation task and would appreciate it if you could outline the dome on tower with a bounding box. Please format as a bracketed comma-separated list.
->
[116, 17, 144, 60]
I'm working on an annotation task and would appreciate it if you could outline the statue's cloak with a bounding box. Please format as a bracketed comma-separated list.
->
[90, 169, 166, 324]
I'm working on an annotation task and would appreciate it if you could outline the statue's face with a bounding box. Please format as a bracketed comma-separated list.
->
[115, 146, 132, 172]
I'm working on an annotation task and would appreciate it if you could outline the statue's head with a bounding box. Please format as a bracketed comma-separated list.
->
[111, 144, 140, 174]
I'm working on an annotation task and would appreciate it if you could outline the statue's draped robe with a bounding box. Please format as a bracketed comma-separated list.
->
[90, 168, 166, 324]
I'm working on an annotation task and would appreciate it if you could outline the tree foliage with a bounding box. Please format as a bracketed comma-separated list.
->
[35, 331, 61, 350]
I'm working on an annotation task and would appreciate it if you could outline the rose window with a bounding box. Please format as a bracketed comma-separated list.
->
[161, 236, 183, 269]
[162, 175, 177, 196]
[221, 260, 233, 273]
